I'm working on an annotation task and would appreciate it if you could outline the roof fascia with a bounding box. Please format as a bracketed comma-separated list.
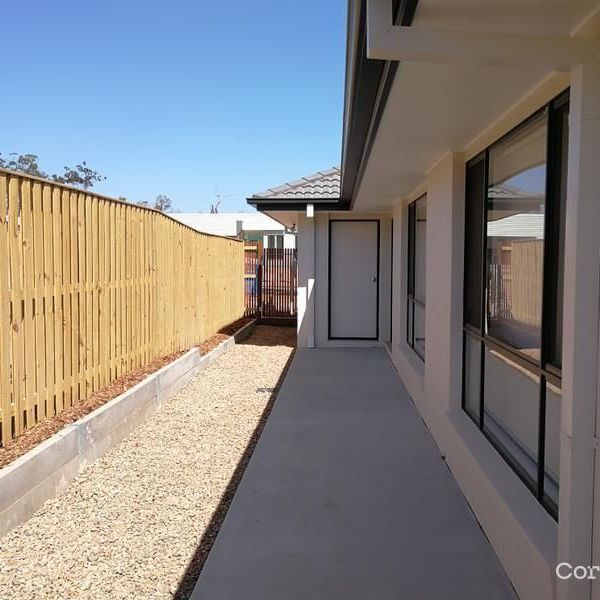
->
[340, 0, 419, 208]
[247, 197, 344, 212]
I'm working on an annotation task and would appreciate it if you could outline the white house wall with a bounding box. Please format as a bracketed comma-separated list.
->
[561, 63, 600, 600]
[283, 233, 296, 249]
[173, 212, 286, 237]
[297, 213, 315, 349]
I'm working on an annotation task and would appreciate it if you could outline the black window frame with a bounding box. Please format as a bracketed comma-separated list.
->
[461, 90, 569, 520]
[406, 195, 426, 360]
[390, 218, 394, 343]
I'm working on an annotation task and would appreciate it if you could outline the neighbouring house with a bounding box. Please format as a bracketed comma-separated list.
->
[248, 2, 600, 599]
[171, 212, 296, 249]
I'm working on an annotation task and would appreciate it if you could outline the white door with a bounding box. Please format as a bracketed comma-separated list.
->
[329, 220, 379, 339]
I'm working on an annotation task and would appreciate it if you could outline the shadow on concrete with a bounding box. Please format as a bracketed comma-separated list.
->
[172, 336, 296, 600]
[237, 323, 296, 348]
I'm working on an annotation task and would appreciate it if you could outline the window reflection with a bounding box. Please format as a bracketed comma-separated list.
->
[414, 197, 427, 305]
[544, 381, 561, 507]
[487, 113, 548, 362]
[463, 97, 569, 519]
[483, 347, 540, 487]
[463, 334, 481, 422]
[414, 303, 425, 360]
[407, 195, 427, 360]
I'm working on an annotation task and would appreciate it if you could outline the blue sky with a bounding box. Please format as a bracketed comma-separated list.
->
[2, 1, 346, 212]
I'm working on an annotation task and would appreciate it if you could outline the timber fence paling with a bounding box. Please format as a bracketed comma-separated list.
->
[258, 248, 298, 318]
[0, 168, 245, 447]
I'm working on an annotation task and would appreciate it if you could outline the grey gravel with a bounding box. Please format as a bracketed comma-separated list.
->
[0, 325, 295, 600]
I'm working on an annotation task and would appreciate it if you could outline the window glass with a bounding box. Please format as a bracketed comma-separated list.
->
[544, 381, 561, 507]
[390, 219, 394, 343]
[414, 303, 425, 359]
[463, 334, 481, 422]
[414, 196, 427, 304]
[407, 203, 415, 298]
[483, 346, 540, 487]
[463, 98, 567, 519]
[407, 195, 426, 360]
[464, 158, 485, 329]
[487, 112, 548, 362]
[407, 302, 413, 348]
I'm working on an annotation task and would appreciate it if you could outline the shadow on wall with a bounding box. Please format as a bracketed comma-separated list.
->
[296, 280, 314, 348]
[172, 333, 296, 600]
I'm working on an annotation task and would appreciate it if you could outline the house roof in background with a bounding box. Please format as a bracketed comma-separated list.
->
[252, 167, 341, 200]
[171, 212, 286, 237]
[487, 213, 544, 239]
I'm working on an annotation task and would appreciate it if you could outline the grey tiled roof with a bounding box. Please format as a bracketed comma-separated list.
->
[252, 167, 340, 199]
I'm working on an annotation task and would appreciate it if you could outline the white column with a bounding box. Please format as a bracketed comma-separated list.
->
[297, 213, 315, 348]
[424, 152, 465, 432]
[557, 62, 600, 600]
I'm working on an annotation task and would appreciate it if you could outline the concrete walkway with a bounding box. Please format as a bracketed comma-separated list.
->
[190, 348, 516, 600]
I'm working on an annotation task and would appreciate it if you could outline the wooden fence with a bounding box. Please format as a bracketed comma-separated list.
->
[488, 239, 543, 328]
[262, 248, 297, 318]
[0, 169, 244, 446]
[510, 240, 543, 328]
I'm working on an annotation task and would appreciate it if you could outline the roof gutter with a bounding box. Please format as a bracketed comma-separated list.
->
[340, 0, 418, 209]
[246, 197, 343, 213]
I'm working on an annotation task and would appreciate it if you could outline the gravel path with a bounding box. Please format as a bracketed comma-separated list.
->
[0, 325, 295, 600]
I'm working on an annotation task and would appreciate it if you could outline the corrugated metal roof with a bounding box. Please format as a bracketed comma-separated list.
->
[252, 167, 340, 199]
[487, 213, 544, 239]
[171, 212, 286, 237]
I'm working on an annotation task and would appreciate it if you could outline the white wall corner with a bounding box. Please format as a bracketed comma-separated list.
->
[424, 151, 465, 423]
[297, 213, 316, 349]
[557, 62, 600, 600]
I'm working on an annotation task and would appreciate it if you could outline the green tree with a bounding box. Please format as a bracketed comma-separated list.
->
[153, 194, 172, 212]
[52, 162, 106, 190]
[134, 195, 175, 212]
[0, 153, 47, 177]
[0, 153, 105, 190]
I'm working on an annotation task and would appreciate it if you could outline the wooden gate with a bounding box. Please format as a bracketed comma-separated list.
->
[245, 247, 297, 320]
[262, 248, 297, 319]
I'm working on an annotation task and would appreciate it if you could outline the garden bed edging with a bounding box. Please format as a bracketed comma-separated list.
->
[0, 318, 257, 539]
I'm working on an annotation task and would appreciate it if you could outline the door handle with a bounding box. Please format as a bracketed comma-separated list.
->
[372, 277, 377, 282]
